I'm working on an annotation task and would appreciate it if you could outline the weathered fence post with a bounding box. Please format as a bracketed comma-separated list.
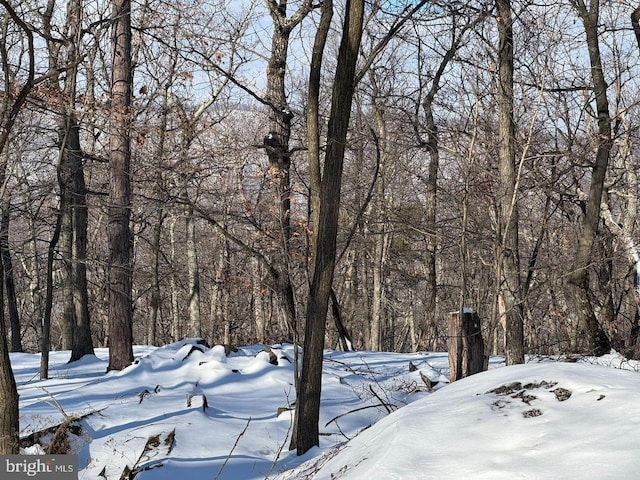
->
[448, 309, 486, 382]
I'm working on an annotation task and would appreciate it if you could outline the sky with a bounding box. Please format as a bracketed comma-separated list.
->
[12, 340, 640, 479]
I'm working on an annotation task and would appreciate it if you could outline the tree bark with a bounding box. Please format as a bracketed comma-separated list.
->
[448, 310, 486, 382]
[632, 6, 640, 50]
[107, 0, 134, 371]
[59, 166, 75, 351]
[170, 219, 181, 341]
[370, 98, 388, 351]
[567, 0, 612, 356]
[496, 0, 524, 365]
[263, 1, 313, 340]
[70, 107, 94, 360]
[330, 288, 353, 351]
[252, 256, 266, 343]
[0, 3, 33, 451]
[0, 264, 18, 454]
[40, 190, 65, 379]
[186, 205, 201, 338]
[42, 0, 94, 361]
[290, 0, 332, 452]
[1, 200, 21, 352]
[148, 209, 164, 345]
[295, 0, 365, 456]
[212, 235, 229, 343]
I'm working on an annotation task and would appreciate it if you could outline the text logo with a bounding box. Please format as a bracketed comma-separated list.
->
[1, 455, 77, 480]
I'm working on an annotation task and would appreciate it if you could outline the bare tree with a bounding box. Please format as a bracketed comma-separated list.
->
[413, 5, 485, 350]
[567, 0, 612, 356]
[42, 0, 95, 362]
[1, 198, 20, 352]
[496, 0, 524, 364]
[107, 0, 134, 371]
[262, 0, 314, 338]
[294, 0, 365, 455]
[0, 0, 35, 454]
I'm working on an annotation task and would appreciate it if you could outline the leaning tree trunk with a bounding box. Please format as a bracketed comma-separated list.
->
[107, 0, 134, 371]
[567, 0, 612, 356]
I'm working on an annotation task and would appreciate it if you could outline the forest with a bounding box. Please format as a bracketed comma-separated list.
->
[1, 0, 640, 457]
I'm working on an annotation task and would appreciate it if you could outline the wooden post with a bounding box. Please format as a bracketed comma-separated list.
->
[448, 309, 486, 382]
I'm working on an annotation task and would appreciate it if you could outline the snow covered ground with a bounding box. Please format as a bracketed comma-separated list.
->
[12, 340, 640, 479]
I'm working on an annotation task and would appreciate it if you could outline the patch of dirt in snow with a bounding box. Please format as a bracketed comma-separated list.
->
[485, 380, 573, 418]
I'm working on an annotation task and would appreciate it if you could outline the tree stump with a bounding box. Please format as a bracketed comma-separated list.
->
[448, 309, 486, 382]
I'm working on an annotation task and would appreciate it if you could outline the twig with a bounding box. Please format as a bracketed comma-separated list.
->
[41, 387, 71, 420]
[324, 357, 359, 374]
[213, 417, 252, 480]
[368, 385, 395, 414]
[324, 403, 391, 428]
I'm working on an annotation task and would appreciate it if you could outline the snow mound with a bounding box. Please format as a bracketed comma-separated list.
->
[301, 362, 640, 480]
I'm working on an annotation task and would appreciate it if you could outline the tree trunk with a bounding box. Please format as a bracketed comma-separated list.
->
[252, 257, 266, 343]
[147, 61, 171, 346]
[1, 199, 21, 352]
[370, 99, 388, 351]
[149, 209, 164, 346]
[170, 219, 181, 341]
[59, 130, 76, 351]
[496, 0, 524, 365]
[70, 117, 94, 360]
[448, 310, 486, 382]
[289, 0, 332, 452]
[423, 135, 438, 349]
[262, 1, 313, 340]
[567, 0, 612, 356]
[186, 205, 201, 338]
[42, 0, 94, 360]
[618, 126, 640, 356]
[107, 0, 134, 371]
[330, 288, 353, 351]
[66, 113, 94, 361]
[407, 289, 418, 352]
[359, 244, 370, 348]
[27, 223, 43, 345]
[419, 26, 466, 351]
[41, 201, 64, 379]
[632, 6, 640, 51]
[0, 4, 34, 451]
[0, 266, 18, 453]
[212, 235, 229, 343]
[295, 0, 365, 456]
[601, 198, 639, 354]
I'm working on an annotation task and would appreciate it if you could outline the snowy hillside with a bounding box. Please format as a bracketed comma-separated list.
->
[12, 340, 640, 479]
